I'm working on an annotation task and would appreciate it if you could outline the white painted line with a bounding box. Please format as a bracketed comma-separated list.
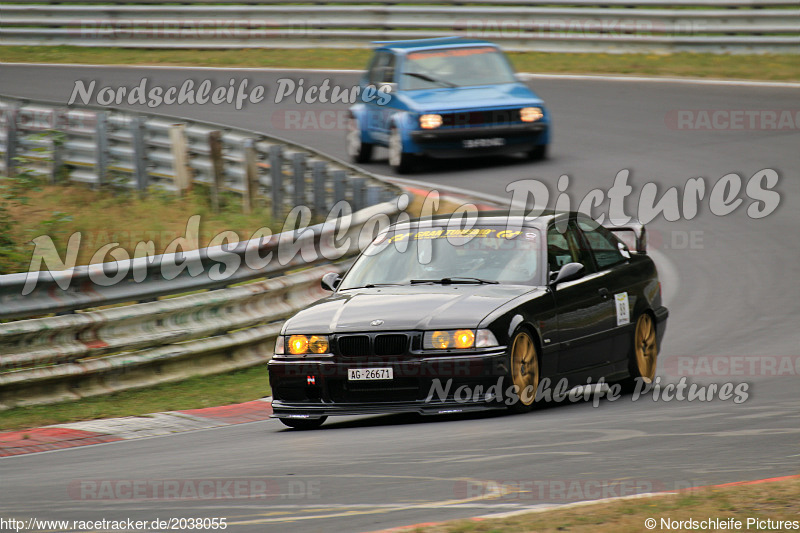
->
[516, 72, 800, 88]
[0, 62, 363, 75]
[54, 412, 222, 439]
[1, 62, 799, 88]
[0, 417, 278, 460]
[473, 491, 677, 520]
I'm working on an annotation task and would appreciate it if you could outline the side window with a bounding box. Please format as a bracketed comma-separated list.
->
[547, 224, 590, 275]
[577, 219, 627, 270]
[381, 55, 396, 84]
[368, 52, 395, 85]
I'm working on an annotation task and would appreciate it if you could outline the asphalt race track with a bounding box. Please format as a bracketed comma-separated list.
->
[1, 64, 799, 532]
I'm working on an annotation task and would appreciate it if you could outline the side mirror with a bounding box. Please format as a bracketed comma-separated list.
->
[321, 272, 341, 292]
[550, 262, 585, 287]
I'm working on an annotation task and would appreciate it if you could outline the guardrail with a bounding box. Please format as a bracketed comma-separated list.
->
[0, 95, 397, 219]
[0, 194, 402, 409]
[1, 1, 798, 54]
[0, 96, 404, 409]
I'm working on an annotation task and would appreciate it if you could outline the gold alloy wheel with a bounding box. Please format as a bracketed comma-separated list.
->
[510, 331, 540, 407]
[634, 313, 658, 383]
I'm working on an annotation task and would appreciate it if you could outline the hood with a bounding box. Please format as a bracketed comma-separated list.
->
[283, 284, 540, 333]
[400, 83, 543, 113]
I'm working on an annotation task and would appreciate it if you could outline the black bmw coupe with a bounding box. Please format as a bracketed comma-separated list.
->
[268, 211, 668, 429]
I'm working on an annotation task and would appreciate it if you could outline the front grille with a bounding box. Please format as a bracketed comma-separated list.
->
[440, 109, 521, 128]
[375, 334, 408, 356]
[336, 333, 412, 357]
[338, 335, 371, 356]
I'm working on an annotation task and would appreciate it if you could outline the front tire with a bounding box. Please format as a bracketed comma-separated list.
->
[388, 127, 417, 174]
[506, 329, 540, 414]
[619, 313, 658, 392]
[346, 117, 373, 163]
[279, 416, 327, 430]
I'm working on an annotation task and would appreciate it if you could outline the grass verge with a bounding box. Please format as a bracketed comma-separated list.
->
[413, 476, 800, 533]
[1, 46, 799, 81]
[0, 176, 281, 274]
[0, 364, 270, 431]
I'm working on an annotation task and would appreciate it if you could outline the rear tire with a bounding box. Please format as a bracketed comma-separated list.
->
[279, 416, 327, 430]
[619, 313, 658, 393]
[505, 329, 540, 414]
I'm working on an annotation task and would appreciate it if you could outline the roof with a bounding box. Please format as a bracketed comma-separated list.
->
[371, 37, 499, 52]
[391, 210, 582, 231]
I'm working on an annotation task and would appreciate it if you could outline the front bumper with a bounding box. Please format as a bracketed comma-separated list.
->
[268, 349, 508, 419]
[270, 399, 504, 419]
[411, 122, 546, 142]
[409, 122, 548, 158]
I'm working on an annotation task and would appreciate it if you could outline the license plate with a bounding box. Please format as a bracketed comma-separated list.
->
[348, 368, 393, 381]
[463, 138, 506, 149]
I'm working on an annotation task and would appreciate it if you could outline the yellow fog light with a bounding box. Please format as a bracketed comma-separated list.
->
[288, 335, 309, 355]
[454, 330, 475, 349]
[308, 335, 329, 354]
[520, 107, 543, 123]
[420, 114, 443, 129]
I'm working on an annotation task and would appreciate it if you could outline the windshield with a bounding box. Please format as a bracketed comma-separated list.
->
[339, 226, 541, 289]
[401, 47, 516, 90]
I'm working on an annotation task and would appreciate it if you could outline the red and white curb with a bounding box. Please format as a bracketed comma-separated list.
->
[366, 474, 800, 532]
[0, 398, 272, 457]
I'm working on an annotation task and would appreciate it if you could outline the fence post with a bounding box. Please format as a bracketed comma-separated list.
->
[2, 106, 17, 178]
[243, 138, 259, 215]
[170, 124, 191, 196]
[208, 130, 224, 213]
[292, 152, 307, 208]
[351, 177, 366, 212]
[50, 113, 64, 184]
[269, 144, 283, 219]
[366, 185, 381, 206]
[95, 111, 108, 185]
[312, 161, 327, 216]
[333, 169, 346, 205]
[131, 115, 148, 191]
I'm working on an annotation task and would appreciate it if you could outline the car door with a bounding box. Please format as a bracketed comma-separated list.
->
[363, 51, 397, 144]
[548, 221, 616, 374]
[575, 218, 635, 364]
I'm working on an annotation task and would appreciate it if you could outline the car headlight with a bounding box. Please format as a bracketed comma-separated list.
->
[276, 334, 330, 356]
[423, 329, 499, 350]
[520, 107, 543, 123]
[419, 114, 443, 129]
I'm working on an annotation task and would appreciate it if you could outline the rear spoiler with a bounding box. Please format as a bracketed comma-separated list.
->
[604, 220, 647, 254]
